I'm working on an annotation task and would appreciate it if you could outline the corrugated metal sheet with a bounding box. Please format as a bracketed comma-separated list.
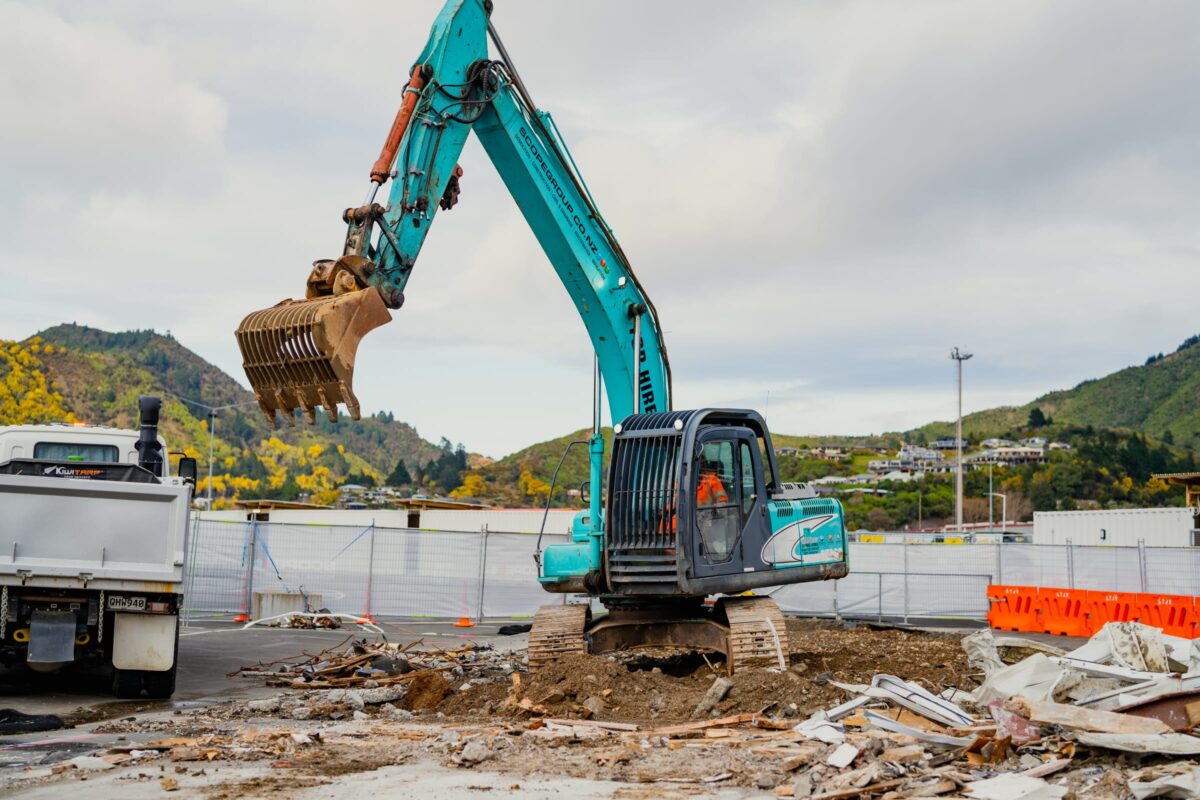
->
[1033, 507, 1197, 547]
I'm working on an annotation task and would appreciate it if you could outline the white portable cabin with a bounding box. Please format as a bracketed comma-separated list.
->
[1033, 507, 1199, 547]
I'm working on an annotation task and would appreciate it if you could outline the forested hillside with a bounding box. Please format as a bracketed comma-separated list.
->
[0, 325, 453, 506]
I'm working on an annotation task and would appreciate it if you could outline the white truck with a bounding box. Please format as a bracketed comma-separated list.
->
[0, 396, 196, 698]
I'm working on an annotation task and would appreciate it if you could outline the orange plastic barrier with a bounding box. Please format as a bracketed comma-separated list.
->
[1038, 588, 1092, 637]
[1135, 594, 1198, 639]
[988, 585, 1200, 639]
[986, 585, 1041, 632]
[1085, 591, 1140, 633]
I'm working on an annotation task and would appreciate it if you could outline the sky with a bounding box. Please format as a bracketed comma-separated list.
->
[2, 1, 1198, 457]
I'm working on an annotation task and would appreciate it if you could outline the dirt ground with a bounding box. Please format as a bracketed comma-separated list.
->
[439, 619, 974, 724]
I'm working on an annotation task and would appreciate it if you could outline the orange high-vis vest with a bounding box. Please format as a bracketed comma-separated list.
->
[697, 470, 730, 506]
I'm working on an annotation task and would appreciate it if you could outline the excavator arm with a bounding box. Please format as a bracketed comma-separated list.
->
[236, 0, 670, 428]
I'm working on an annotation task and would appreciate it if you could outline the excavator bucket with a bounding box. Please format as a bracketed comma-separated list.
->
[235, 287, 392, 425]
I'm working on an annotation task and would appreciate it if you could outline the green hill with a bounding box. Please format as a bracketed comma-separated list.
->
[1, 324, 448, 506]
[904, 333, 1200, 449]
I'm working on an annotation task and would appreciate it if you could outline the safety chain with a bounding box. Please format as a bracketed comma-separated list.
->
[0, 586, 7, 640]
[98, 590, 105, 643]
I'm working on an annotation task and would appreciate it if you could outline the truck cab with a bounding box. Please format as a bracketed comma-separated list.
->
[0, 424, 170, 477]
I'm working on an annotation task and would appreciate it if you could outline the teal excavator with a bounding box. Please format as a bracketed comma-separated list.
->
[236, 0, 849, 672]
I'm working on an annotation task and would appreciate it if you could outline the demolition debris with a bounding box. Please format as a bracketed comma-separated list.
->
[8, 619, 1200, 798]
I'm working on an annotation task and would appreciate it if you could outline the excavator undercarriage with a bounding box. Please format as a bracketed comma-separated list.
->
[527, 596, 789, 675]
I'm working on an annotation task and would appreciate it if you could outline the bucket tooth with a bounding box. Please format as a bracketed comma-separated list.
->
[234, 287, 392, 425]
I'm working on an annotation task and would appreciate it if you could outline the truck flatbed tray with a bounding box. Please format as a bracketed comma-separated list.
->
[0, 459, 159, 483]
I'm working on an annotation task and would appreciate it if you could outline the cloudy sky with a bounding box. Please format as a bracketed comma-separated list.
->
[2, 1, 1198, 456]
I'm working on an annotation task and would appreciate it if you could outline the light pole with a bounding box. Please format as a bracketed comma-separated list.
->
[950, 347, 973, 532]
[988, 462, 994, 533]
[987, 492, 1007, 532]
[168, 395, 258, 507]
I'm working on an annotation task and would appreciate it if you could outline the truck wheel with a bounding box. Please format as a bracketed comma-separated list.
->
[142, 664, 177, 699]
[112, 667, 143, 699]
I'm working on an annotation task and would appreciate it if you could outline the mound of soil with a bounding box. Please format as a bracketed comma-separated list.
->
[400, 670, 451, 711]
[439, 618, 974, 725]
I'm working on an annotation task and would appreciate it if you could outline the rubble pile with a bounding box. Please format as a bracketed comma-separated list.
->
[233, 638, 520, 690]
[34, 619, 1199, 797]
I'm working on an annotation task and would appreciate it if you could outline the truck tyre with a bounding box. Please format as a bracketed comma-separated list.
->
[112, 667, 143, 699]
[142, 663, 177, 699]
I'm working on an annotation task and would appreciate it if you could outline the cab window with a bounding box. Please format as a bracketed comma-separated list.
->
[34, 442, 119, 462]
[696, 439, 738, 563]
[740, 441, 757, 518]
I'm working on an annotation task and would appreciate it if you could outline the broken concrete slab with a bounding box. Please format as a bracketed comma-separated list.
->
[825, 742, 859, 768]
[1129, 766, 1200, 800]
[1074, 732, 1200, 756]
[965, 772, 1068, 799]
[693, 677, 733, 717]
[1012, 697, 1172, 735]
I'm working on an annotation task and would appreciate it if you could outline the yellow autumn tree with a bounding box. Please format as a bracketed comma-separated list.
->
[518, 469, 550, 504]
[0, 339, 76, 425]
[451, 473, 487, 499]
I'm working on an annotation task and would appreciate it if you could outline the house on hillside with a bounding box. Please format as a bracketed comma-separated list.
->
[967, 446, 1046, 467]
[1020, 436, 1048, 449]
[930, 436, 968, 450]
[809, 445, 850, 460]
[981, 438, 1015, 448]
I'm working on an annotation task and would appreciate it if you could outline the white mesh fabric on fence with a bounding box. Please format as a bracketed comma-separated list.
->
[181, 522, 1200, 624]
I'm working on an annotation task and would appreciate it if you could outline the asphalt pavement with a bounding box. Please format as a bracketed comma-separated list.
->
[0, 617, 527, 721]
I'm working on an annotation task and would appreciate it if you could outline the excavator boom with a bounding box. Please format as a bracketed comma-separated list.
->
[235, 0, 670, 430]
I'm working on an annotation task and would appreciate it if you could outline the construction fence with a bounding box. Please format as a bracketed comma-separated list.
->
[181, 519, 1200, 626]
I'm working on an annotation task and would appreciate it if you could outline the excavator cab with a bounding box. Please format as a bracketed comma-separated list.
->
[530, 410, 849, 673]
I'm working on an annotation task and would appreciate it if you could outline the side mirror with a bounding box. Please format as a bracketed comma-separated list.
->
[177, 457, 198, 486]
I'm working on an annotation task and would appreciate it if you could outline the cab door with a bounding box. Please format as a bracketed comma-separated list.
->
[690, 429, 771, 578]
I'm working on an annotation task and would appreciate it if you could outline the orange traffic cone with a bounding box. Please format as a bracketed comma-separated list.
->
[233, 613, 251, 623]
[454, 617, 474, 627]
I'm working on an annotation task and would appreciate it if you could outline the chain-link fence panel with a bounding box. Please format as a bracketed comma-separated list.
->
[1142, 547, 1200, 596]
[1068, 545, 1143, 592]
[998, 545, 1070, 587]
[369, 527, 484, 619]
[480, 532, 568, 618]
[180, 520, 1200, 625]
[246, 522, 377, 618]
[183, 518, 253, 619]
